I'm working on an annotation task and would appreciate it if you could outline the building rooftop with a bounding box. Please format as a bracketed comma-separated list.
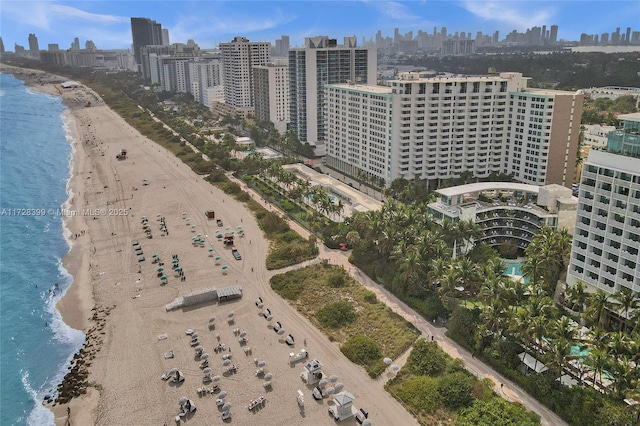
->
[617, 112, 640, 122]
[436, 182, 541, 198]
[326, 83, 392, 95]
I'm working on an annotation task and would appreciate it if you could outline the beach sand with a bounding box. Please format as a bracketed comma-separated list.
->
[2, 65, 418, 426]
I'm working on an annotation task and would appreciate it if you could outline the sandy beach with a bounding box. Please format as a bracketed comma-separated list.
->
[2, 65, 418, 426]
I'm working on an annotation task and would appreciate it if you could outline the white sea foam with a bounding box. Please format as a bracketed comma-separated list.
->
[23, 370, 55, 426]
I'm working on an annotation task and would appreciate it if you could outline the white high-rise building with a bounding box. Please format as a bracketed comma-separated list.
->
[567, 113, 640, 295]
[253, 58, 290, 134]
[324, 72, 582, 188]
[289, 36, 377, 148]
[189, 57, 223, 105]
[219, 36, 271, 112]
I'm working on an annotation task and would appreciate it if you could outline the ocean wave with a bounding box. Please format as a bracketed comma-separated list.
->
[22, 370, 55, 426]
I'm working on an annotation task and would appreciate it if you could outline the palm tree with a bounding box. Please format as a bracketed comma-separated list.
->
[585, 347, 609, 391]
[345, 230, 361, 248]
[566, 281, 587, 314]
[613, 287, 639, 331]
[545, 337, 577, 385]
[586, 290, 613, 329]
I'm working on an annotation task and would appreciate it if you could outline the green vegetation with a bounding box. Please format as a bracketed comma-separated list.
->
[316, 300, 357, 328]
[582, 95, 639, 126]
[270, 263, 420, 376]
[386, 338, 540, 425]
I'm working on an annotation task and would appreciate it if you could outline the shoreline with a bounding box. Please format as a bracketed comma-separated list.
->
[1, 65, 100, 425]
[1, 64, 420, 426]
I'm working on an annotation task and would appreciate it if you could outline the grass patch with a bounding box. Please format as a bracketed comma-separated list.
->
[270, 263, 420, 377]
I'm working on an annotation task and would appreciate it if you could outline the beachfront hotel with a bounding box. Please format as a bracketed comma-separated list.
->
[219, 36, 271, 113]
[288, 36, 377, 152]
[566, 113, 640, 295]
[130, 17, 165, 72]
[427, 182, 577, 251]
[324, 72, 583, 188]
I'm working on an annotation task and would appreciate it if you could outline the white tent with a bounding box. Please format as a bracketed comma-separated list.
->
[518, 352, 548, 374]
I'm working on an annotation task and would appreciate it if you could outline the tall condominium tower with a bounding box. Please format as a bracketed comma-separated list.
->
[28, 33, 39, 57]
[219, 36, 271, 111]
[567, 112, 640, 296]
[324, 72, 582, 188]
[503, 89, 583, 187]
[253, 59, 290, 134]
[288, 36, 376, 148]
[131, 17, 163, 70]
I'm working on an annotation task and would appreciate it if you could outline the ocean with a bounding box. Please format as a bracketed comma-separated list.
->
[0, 73, 85, 425]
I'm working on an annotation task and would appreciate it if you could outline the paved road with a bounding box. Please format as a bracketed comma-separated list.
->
[226, 172, 567, 426]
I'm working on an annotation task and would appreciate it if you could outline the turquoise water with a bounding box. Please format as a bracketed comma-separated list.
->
[503, 261, 523, 276]
[571, 345, 589, 358]
[0, 73, 85, 425]
[243, 149, 253, 154]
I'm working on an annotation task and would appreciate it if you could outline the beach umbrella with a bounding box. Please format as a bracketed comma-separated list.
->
[200, 353, 209, 360]
[172, 258, 179, 264]
[238, 229, 244, 234]
[160, 274, 167, 280]
[325, 387, 335, 396]
[225, 227, 230, 230]
[239, 331, 247, 337]
[209, 316, 216, 323]
[329, 375, 338, 383]
[319, 379, 328, 388]
[152, 253, 158, 258]
[257, 360, 266, 367]
[196, 233, 202, 237]
[186, 217, 191, 222]
[203, 367, 212, 374]
[182, 212, 187, 216]
[334, 382, 344, 391]
[218, 390, 228, 399]
[212, 375, 221, 382]
[223, 359, 231, 366]
[222, 265, 228, 270]
[174, 267, 181, 272]
[222, 402, 232, 411]
[194, 345, 203, 352]
[215, 255, 221, 260]
[157, 266, 164, 272]
[391, 364, 399, 372]
[227, 312, 234, 318]
[208, 247, 214, 252]
[264, 373, 273, 381]
[384, 357, 393, 365]
[237, 226, 242, 230]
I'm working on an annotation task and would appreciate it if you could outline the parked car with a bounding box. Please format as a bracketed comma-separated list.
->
[232, 249, 242, 260]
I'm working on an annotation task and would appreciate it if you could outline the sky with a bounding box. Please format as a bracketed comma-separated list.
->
[1, 0, 639, 51]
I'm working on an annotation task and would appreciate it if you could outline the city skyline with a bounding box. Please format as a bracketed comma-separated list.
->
[1, 1, 639, 51]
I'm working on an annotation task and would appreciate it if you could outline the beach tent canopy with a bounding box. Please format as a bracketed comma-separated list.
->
[518, 352, 548, 373]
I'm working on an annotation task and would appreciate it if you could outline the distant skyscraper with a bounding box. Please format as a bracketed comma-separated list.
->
[625, 27, 631, 44]
[71, 37, 80, 51]
[288, 36, 376, 147]
[162, 29, 170, 46]
[219, 36, 271, 110]
[28, 34, 39, 57]
[131, 17, 164, 70]
[274, 35, 290, 57]
[0, 37, 4, 54]
[550, 25, 558, 44]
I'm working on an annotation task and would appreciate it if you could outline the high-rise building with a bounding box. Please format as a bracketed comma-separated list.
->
[253, 58, 290, 134]
[274, 35, 290, 57]
[0, 37, 5, 55]
[288, 36, 376, 148]
[162, 29, 170, 46]
[550, 25, 558, 44]
[28, 34, 39, 58]
[324, 72, 582, 188]
[131, 17, 163, 71]
[219, 36, 271, 112]
[503, 89, 583, 188]
[567, 113, 640, 296]
[189, 55, 223, 106]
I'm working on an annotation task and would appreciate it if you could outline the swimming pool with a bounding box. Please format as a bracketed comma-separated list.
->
[503, 261, 530, 284]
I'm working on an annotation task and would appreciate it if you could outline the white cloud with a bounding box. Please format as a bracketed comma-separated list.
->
[1, 2, 127, 31]
[168, 10, 297, 44]
[362, 0, 437, 29]
[459, 1, 555, 31]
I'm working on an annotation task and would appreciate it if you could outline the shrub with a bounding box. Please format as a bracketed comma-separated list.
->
[326, 272, 347, 288]
[316, 300, 357, 329]
[363, 290, 378, 304]
[438, 371, 474, 409]
[454, 397, 540, 426]
[341, 335, 382, 365]
[396, 376, 442, 413]
[270, 273, 306, 300]
[407, 339, 447, 377]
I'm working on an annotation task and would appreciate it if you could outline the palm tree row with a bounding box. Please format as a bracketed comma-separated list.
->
[521, 226, 572, 298]
[247, 155, 345, 221]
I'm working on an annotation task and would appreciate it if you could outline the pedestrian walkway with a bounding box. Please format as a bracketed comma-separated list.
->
[225, 172, 566, 426]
